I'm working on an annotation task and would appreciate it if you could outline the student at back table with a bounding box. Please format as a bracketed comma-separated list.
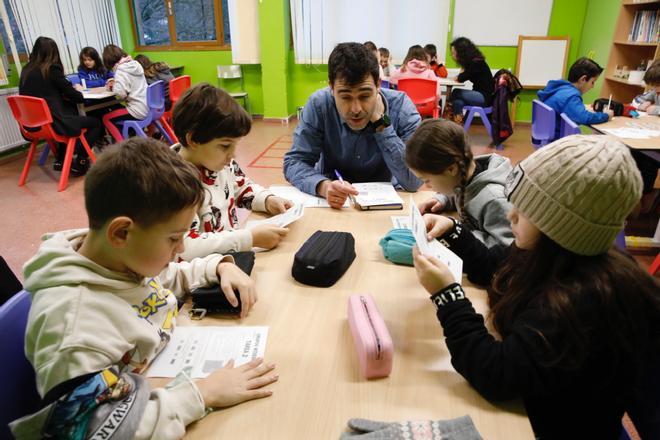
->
[537, 57, 613, 140]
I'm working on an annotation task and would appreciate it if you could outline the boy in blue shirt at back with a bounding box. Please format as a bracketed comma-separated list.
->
[538, 57, 613, 139]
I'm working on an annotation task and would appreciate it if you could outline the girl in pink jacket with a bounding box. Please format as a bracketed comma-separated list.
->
[389, 45, 438, 87]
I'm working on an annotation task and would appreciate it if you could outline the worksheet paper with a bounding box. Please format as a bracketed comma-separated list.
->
[391, 216, 412, 229]
[410, 196, 463, 283]
[269, 185, 349, 208]
[146, 326, 268, 378]
[245, 203, 305, 229]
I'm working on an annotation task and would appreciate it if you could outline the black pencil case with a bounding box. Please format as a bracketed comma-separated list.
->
[291, 230, 356, 287]
[190, 251, 255, 317]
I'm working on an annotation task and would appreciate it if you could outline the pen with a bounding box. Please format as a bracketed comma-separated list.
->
[334, 169, 356, 206]
[606, 94, 612, 112]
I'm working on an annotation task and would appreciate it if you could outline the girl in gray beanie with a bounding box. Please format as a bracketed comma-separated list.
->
[412, 135, 660, 439]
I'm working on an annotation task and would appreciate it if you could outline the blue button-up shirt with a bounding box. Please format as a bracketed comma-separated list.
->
[284, 87, 422, 195]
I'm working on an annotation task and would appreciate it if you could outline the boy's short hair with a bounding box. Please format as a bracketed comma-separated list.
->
[643, 59, 660, 85]
[172, 83, 251, 146]
[85, 137, 204, 229]
[328, 42, 380, 87]
[102, 44, 128, 70]
[423, 44, 437, 59]
[378, 47, 390, 58]
[567, 57, 603, 83]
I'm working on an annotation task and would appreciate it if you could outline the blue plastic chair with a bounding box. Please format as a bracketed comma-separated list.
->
[531, 99, 556, 149]
[118, 80, 176, 144]
[462, 106, 502, 150]
[559, 113, 580, 139]
[65, 73, 81, 85]
[614, 230, 627, 251]
[0, 290, 41, 438]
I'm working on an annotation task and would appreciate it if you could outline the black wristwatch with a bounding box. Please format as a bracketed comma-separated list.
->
[372, 113, 391, 130]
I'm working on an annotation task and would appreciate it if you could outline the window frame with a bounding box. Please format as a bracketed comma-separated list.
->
[128, 0, 230, 52]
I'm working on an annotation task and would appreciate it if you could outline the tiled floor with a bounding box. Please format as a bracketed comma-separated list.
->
[0, 120, 655, 280]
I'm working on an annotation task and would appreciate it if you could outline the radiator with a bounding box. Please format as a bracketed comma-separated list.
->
[0, 87, 27, 153]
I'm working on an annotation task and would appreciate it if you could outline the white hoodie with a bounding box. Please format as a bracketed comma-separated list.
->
[113, 56, 149, 119]
[23, 229, 229, 439]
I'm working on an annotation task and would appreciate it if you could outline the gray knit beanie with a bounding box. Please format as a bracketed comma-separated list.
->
[504, 135, 642, 256]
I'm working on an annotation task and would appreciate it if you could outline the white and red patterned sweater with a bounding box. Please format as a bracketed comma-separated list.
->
[172, 144, 273, 261]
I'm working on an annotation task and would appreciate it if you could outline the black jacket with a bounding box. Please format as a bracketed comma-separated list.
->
[433, 223, 654, 439]
[19, 65, 85, 137]
[457, 59, 494, 106]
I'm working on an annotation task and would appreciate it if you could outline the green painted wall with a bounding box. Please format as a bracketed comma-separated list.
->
[443, 0, 589, 122]
[578, 0, 620, 105]
[110, 0, 609, 121]
[258, 0, 290, 118]
[114, 0, 265, 115]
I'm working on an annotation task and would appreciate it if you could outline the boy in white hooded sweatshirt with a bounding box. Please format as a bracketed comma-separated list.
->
[101, 44, 149, 142]
[14, 137, 277, 439]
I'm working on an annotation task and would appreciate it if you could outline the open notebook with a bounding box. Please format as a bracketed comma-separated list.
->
[352, 182, 404, 210]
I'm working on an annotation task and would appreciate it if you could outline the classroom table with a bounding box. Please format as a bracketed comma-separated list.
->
[437, 78, 464, 115]
[78, 87, 119, 116]
[155, 191, 535, 439]
[590, 115, 660, 162]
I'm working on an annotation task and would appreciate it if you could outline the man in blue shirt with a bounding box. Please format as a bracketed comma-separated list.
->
[284, 42, 422, 209]
[538, 57, 613, 140]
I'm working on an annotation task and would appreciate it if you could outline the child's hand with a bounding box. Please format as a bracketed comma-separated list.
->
[73, 84, 83, 91]
[106, 78, 114, 91]
[251, 224, 288, 249]
[639, 101, 651, 111]
[418, 197, 446, 214]
[413, 247, 456, 294]
[195, 358, 277, 408]
[265, 196, 293, 215]
[605, 109, 614, 120]
[216, 261, 257, 318]
[647, 104, 657, 113]
[423, 214, 454, 241]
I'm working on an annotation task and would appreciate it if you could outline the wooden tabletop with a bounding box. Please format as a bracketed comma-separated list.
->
[591, 115, 660, 150]
[173, 191, 533, 439]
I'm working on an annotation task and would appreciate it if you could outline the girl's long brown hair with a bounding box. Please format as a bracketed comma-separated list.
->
[21, 36, 63, 84]
[489, 234, 660, 372]
[400, 45, 429, 72]
[405, 119, 473, 221]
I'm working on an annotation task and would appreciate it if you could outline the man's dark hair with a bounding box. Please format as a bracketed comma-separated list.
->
[172, 83, 252, 146]
[328, 42, 380, 86]
[567, 57, 603, 83]
[85, 137, 204, 229]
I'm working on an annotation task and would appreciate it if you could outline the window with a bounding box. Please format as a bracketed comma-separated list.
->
[0, 0, 27, 61]
[130, 0, 230, 51]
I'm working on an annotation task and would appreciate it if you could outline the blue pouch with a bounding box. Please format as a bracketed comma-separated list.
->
[379, 228, 415, 266]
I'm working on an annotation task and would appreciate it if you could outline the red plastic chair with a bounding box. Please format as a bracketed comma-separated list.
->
[8, 95, 96, 192]
[161, 75, 191, 143]
[397, 78, 440, 118]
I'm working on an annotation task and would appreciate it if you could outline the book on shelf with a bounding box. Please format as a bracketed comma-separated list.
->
[628, 9, 660, 43]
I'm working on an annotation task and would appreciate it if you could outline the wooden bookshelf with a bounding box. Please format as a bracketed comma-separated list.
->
[601, 0, 659, 103]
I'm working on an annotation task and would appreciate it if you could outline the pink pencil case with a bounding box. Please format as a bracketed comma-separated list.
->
[347, 294, 394, 379]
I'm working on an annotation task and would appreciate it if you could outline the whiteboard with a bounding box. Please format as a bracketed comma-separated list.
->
[516, 37, 569, 88]
[453, 0, 553, 46]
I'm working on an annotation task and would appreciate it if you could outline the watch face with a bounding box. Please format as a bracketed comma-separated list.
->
[382, 114, 391, 126]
